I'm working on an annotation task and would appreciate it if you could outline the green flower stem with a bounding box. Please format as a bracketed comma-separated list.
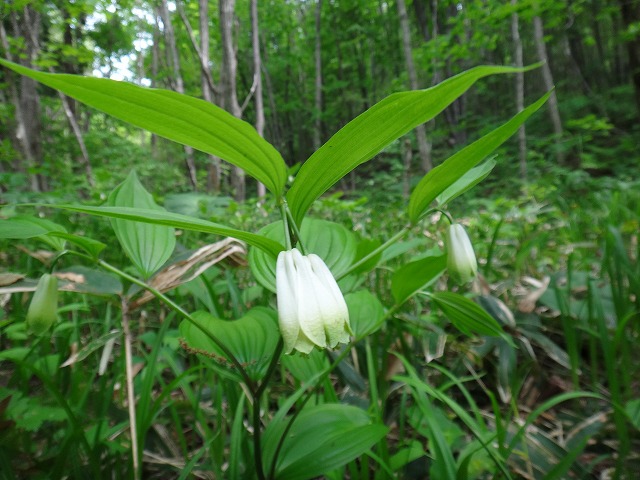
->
[336, 226, 410, 281]
[96, 259, 256, 391]
[284, 203, 307, 254]
[253, 338, 283, 480]
[279, 202, 292, 250]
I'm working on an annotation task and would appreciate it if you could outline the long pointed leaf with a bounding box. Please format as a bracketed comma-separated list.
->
[408, 92, 550, 223]
[0, 59, 287, 196]
[287, 65, 540, 225]
[45, 204, 285, 258]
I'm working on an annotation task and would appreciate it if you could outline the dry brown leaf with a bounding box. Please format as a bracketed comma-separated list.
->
[130, 238, 247, 309]
[0, 273, 25, 287]
[518, 275, 550, 313]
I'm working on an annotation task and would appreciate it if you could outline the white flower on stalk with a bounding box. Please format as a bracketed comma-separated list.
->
[276, 248, 352, 354]
[446, 224, 478, 284]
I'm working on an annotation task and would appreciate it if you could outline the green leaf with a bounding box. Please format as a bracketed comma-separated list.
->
[0, 216, 60, 239]
[625, 398, 640, 430]
[391, 254, 447, 304]
[281, 349, 330, 383]
[345, 290, 385, 337]
[429, 292, 505, 338]
[45, 204, 284, 258]
[179, 307, 280, 381]
[262, 403, 388, 480]
[108, 171, 176, 279]
[47, 232, 106, 258]
[436, 159, 497, 206]
[249, 218, 356, 292]
[287, 65, 541, 226]
[0, 59, 287, 196]
[408, 92, 550, 223]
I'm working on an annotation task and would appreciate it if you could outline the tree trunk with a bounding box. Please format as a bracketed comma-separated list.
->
[533, 15, 566, 165]
[619, 0, 640, 115]
[251, 0, 267, 199]
[5, 7, 45, 191]
[511, 0, 526, 181]
[57, 90, 95, 190]
[220, 0, 245, 201]
[313, 0, 323, 151]
[159, 0, 198, 189]
[397, 0, 432, 171]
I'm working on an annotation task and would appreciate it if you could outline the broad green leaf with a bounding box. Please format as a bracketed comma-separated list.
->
[408, 92, 550, 223]
[249, 218, 356, 292]
[0, 59, 287, 196]
[281, 349, 330, 383]
[625, 398, 640, 430]
[262, 403, 388, 480]
[350, 238, 383, 275]
[429, 292, 505, 338]
[108, 171, 176, 279]
[0, 217, 59, 239]
[436, 159, 497, 206]
[391, 254, 447, 304]
[0, 216, 67, 250]
[345, 290, 385, 337]
[179, 307, 279, 381]
[287, 65, 541, 226]
[47, 232, 106, 258]
[46, 204, 284, 258]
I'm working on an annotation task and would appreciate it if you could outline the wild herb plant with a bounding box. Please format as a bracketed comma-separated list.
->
[1, 59, 631, 479]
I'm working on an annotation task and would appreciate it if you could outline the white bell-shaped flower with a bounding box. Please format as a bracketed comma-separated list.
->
[446, 224, 478, 284]
[276, 248, 352, 354]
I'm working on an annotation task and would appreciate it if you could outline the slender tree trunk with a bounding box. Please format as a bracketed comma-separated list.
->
[159, 0, 198, 189]
[619, 0, 640, 115]
[251, 0, 267, 199]
[57, 90, 95, 189]
[199, 0, 222, 193]
[6, 7, 44, 191]
[397, 0, 432, 171]
[511, 0, 526, 181]
[220, 0, 245, 201]
[533, 15, 566, 165]
[313, 0, 323, 151]
[178, 0, 222, 192]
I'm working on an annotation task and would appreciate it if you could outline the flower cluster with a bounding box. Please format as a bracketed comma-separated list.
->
[276, 248, 352, 354]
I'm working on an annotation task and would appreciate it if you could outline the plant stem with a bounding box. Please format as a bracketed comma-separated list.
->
[120, 296, 140, 480]
[279, 202, 292, 250]
[284, 203, 307, 254]
[252, 339, 283, 480]
[97, 259, 256, 391]
[336, 226, 411, 281]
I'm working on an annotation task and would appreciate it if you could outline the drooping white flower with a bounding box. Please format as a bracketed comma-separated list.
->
[276, 248, 352, 354]
[446, 224, 478, 284]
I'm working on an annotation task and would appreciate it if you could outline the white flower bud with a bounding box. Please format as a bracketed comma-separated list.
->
[446, 224, 478, 284]
[276, 248, 352, 354]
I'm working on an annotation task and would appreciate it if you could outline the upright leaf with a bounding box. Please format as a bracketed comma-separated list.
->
[0, 59, 287, 196]
[287, 65, 540, 225]
[108, 171, 175, 279]
[408, 92, 550, 223]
